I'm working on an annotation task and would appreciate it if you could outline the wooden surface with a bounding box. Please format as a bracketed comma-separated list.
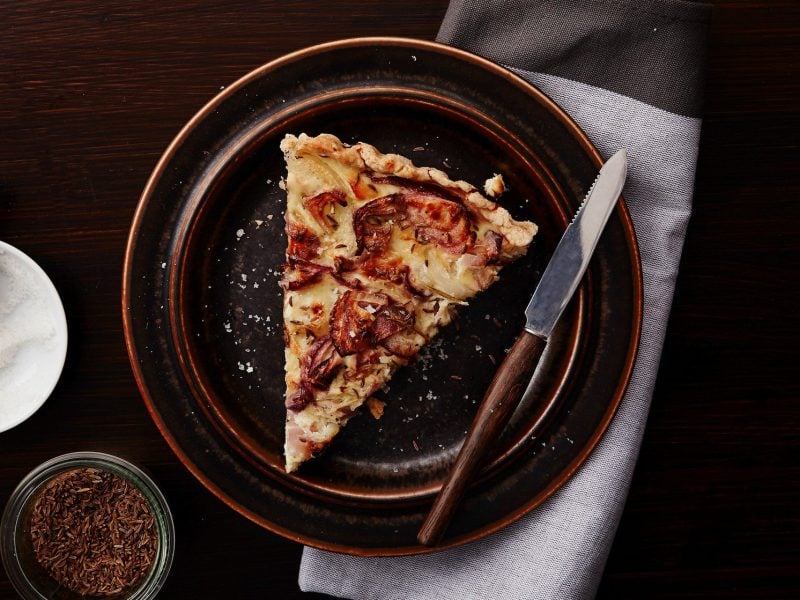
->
[1, 1, 797, 598]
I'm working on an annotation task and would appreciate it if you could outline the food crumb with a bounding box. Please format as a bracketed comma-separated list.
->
[366, 397, 385, 420]
[483, 173, 506, 198]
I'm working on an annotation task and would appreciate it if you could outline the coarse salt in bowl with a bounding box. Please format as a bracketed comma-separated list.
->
[0, 241, 68, 432]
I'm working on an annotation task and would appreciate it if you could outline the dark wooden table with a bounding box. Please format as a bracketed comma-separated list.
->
[1, 1, 797, 598]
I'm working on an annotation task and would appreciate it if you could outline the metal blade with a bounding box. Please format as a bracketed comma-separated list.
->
[524, 149, 628, 339]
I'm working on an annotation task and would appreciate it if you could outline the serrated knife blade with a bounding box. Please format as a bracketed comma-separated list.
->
[525, 148, 628, 338]
[418, 149, 628, 546]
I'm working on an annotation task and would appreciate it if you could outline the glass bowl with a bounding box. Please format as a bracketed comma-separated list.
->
[1, 452, 175, 599]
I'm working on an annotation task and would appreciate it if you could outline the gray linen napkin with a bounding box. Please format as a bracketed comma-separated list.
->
[300, 1, 711, 598]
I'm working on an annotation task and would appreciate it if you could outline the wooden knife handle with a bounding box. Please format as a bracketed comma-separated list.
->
[417, 330, 546, 546]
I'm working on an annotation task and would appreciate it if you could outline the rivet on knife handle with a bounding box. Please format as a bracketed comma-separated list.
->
[417, 330, 546, 546]
[417, 149, 628, 546]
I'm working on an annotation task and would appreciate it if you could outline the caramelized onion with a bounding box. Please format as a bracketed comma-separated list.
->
[371, 304, 414, 342]
[484, 230, 504, 258]
[329, 290, 420, 358]
[405, 193, 473, 254]
[360, 258, 408, 285]
[458, 230, 505, 269]
[370, 175, 465, 203]
[330, 291, 389, 355]
[333, 255, 358, 273]
[353, 191, 475, 256]
[281, 258, 330, 290]
[302, 336, 343, 389]
[303, 190, 346, 230]
[403, 270, 432, 298]
[286, 220, 320, 261]
[353, 194, 406, 255]
[286, 385, 314, 412]
[350, 172, 377, 200]
[381, 329, 426, 358]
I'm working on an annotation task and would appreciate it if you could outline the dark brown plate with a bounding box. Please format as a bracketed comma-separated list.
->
[122, 37, 642, 555]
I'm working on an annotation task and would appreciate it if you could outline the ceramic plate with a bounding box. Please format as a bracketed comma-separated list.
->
[123, 37, 642, 555]
[0, 241, 68, 432]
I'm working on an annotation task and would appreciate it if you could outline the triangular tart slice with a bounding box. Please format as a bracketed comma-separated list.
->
[279, 133, 537, 473]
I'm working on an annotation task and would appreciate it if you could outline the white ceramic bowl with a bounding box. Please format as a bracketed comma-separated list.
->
[0, 241, 68, 432]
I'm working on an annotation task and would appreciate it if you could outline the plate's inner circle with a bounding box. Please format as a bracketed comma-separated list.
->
[176, 96, 579, 501]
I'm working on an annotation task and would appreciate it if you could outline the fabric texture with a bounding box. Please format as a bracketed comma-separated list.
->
[300, 1, 711, 598]
[438, 0, 711, 117]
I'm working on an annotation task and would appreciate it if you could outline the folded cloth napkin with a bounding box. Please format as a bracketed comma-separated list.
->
[300, 1, 711, 598]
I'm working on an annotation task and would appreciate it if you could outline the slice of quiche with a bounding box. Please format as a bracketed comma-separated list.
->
[279, 133, 537, 473]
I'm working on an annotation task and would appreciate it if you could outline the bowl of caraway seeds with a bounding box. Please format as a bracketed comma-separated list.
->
[1, 452, 174, 599]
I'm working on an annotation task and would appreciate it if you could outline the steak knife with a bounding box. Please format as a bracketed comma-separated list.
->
[418, 149, 628, 546]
